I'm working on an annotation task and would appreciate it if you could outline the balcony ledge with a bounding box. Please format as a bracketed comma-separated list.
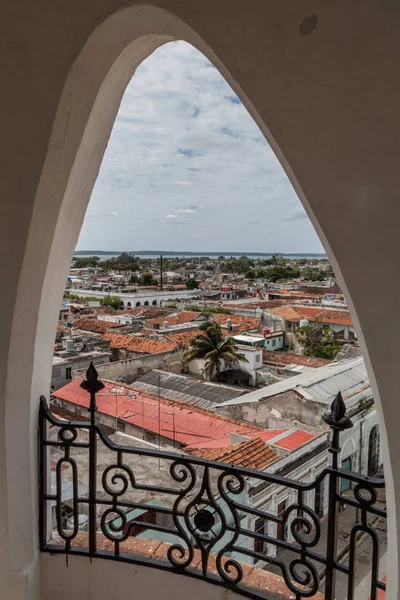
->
[48, 532, 323, 600]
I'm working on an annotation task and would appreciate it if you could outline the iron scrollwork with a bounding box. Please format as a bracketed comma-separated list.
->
[39, 364, 386, 600]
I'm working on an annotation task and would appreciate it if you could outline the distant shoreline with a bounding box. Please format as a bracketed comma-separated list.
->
[74, 250, 327, 258]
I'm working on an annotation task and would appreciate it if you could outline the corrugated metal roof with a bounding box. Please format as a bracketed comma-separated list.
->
[219, 357, 369, 407]
[53, 379, 266, 446]
[134, 370, 245, 409]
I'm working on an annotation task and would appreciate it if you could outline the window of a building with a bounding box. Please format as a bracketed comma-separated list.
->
[116, 418, 126, 432]
[277, 500, 287, 541]
[272, 339, 276, 347]
[66, 367, 72, 380]
[145, 431, 156, 444]
[254, 517, 265, 555]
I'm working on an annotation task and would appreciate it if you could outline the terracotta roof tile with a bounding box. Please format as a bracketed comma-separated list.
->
[163, 329, 203, 347]
[188, 437, 279, 469]
[72, 318, 122, 334]
[144, 311, 202, 328]
[164, 327, 229, 347]
[265, 306, 303, 322]
[296, 307, 353, 326]
[103, 333, 176, 354]
[223, 300, 292, 310]
[214, 314, 261, 333]
[263, 351, 331, 368]
[266, 305, 354, 327]
[318, 309, 353, 326]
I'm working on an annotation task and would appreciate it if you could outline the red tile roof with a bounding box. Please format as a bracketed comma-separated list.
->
[104, 333, 176, 354]
[317, 309, 353, 326]
[164, 328, 229, 347]
[187, 437, 279, 469]
[214, 314, 261, 333]
[263, 351, 331, 368]
[266, 305, 353, 327]
[265, 306, 303, 323]
[53, 379, 268, 447]
[297, 307, 353, 326]
[72, 318, 122, 334]
[278, 290, 324, 300]
[144, 311, 202, 329]
[272, 430, 316, 451]
[184, 428, 316, 454]
[223, 300, 292, 309]
[163, 329, 203, 347]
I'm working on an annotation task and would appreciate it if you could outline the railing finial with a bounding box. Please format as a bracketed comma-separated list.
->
[80, 361, 105, 395]
[322, 391, 353, 431]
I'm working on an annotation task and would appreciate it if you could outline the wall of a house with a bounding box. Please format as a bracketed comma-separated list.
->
[72, 349, 184, 382]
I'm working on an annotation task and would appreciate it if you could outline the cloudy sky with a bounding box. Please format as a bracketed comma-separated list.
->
[77, 41, 324, 254]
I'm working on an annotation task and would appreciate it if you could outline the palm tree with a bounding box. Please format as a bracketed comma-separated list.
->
[183, 321, 248, 382]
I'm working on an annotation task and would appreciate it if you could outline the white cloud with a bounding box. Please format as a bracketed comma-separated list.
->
[176, 208, 197, 214]
[77, 41, 324, 253]
[87, 211, 119, 219]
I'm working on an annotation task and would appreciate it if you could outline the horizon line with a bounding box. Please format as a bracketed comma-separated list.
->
[74, 249, 327, 255]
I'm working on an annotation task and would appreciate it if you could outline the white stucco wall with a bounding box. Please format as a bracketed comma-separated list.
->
[40, 554, 246, 600]
[1, 2, 399, 598]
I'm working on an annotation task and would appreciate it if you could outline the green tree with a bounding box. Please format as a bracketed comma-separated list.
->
[73, 256, 100, 268]
[140, 273, 157, 286]
[100, 295, 122, 310]
[183, 322, 247, 382]
[301, 268, 325, 281]
[266, 266, 300, 282]
[186, 278, 199, 289]
[296, 322, 341, 360]
[245, 270, 256, 279]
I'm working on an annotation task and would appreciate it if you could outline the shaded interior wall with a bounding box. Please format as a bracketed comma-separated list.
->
[40, 553, 294, 600]
[1, 2, 400, 598]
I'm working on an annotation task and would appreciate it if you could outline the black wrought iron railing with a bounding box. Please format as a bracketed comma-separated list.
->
[39, 364, 386, 600]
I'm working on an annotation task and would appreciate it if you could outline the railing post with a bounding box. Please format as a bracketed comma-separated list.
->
[322, 391, 353, 600]
[80, 362, 104, 556]
[38, 396, 47, 549]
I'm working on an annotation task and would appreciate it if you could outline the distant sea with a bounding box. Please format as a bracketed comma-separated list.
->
[74, 250, 327, 260]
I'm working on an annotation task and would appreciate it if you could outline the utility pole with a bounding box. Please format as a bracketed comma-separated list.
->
[158, 374, 161, 469]
[160, 254, 163, 291]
